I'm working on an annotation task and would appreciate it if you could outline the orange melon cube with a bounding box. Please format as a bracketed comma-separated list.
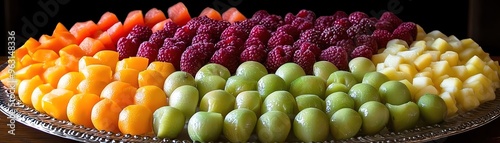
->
[31, 49, 59, 63]
[107, 22, 126, 44]
[42, 65, 69, 87]
[78, 56, 103, 72]
[41, 88, 75, 120]
[69, 20, 100, 44]
[97, 12, 120, 31]
[79, 37, 106, 56]
[145, 8, 167, 29]
[151, 19, 171, 33]
[16, 63, 44, 80]
[93, 50, 119, 73]
[123, 10, 145, 34]
[115, 57, 149, 72]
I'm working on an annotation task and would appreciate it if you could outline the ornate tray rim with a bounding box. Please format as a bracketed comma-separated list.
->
[1, 63, 500, 143]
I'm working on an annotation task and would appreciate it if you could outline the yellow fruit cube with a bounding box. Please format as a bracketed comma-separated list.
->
[409, 40, 428, 54]
[466, 56, 486, 70]
[371, 53, 389, 64]
[400, 79, 417, 99]
[413, 53, 432, 71]
[414, 71, 433, 79]
[426, 30, 448, 40]
[456, 88, 480, 112]
[412, 76, 434, 91]
[415, 25, 427, 41]
[430, 61, 452, 79]
[458, 47, 476, 63]
[383, 44, 408, 55]
[430, 38, 452, 54]
[465, 64, 482, 77]
[433, 75, 450, 92]
[384, 54, 404, 69]
[78, 56, 103, 72]
[387, 39, 410, 48]
[379, 67, 398, 80]
[439, 91, 458, 117]
[398, 64, 417, 82]
[440, 51, 459, 66]
[415, 85, 438, 101]
[440, 77, 463, 94]
[451, 65, 468, 81]
[423, 50, 441, 61]
[447, 35, 463, 52]
[397, 50, 419, 64]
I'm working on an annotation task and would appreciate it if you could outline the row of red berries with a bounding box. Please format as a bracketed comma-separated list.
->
[116, 9, 417, 76]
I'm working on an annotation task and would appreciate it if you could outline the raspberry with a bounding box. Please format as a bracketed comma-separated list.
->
[320, 46, 349, 70]
[314, 16, 336, 31]
[334, 18, 352, 30]
[350, 45, 373, 59]
[354, 34, 378, 54]
[284, 12, 296, 24]
[214, 21, 231, 35]
[235, 19, 259, 33]
[220, 25, 248, 40]
[197, 24, 219, 37]
[379, 12, 403, 27]
[297, 41, 321, 58]
[267, 33, 294, 50]
[291, 18, 314, 33]
[191, 33, 216, 44]
[259, 15, 284, 31]
[162, 38, 187, 49]
[371, 29, 393, 48]
[117, 37, 142, 60]
[397, 22, 418, 39]
[244, 37, 265, 49]
[180, 43, 215, 75]
[252, 10, 270, 21]
[240, 44, 267, 63]
[127, 25, 152, 41]
[321, 26, 348, 46]
[294, 48, 316, 74]
[136, 41, 160, 63]
[265, 46, 291, 73]
[299, 29, 323, 46]
[174, 25, 197, 44]
[296, 9, 316, 21]
[293, 39, 306, 49]
[347, 24, 368, 39]
[348, 11, 369, 25]
[276, 24, 300, 40]
[281, 45, 298, 60]
[392, 28, 414, 45]
[333, 39, 356, 55]
[248, 25, 271, 43]
[332, 11, 348, 20]
[210, 46, 240, 74]
[375, 20, 398, 32]
[215, 35, 245, 53]
[148, 30, 169, 46]
[358, 18, 376, 31]
[163, 21, 179, 37]
[157, 46, 184, 70]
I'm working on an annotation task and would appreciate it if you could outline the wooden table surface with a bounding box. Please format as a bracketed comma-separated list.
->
[1, 56, 500, 143]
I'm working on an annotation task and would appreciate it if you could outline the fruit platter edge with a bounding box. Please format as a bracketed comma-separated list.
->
[1, 62, 500, 143]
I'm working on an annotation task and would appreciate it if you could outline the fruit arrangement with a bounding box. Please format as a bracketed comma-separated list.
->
[1, 2, 500, 142]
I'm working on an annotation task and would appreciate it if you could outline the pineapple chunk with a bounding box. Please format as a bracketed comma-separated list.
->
[464, 81, 487, 103]
[430, 38, 452, 54]
[414, 53, 433, 71]
[413, 76, 434, 91]
[397, 71, 412, 82]
[376, 63, 386, 71]
[430, 61, 452, 79]
[426, 30, 448, 40]
[447, 35, 463, 52]
[440, 77, 463, 93]
[456, 88, 480, 112]
[400, 79, 417, 98]
[464, 74, 492, 89]
[451, 65, 469, 81]
[384, 54, 404, 69]
[464, 74, 495, 103]
[399, 64, 417, 82]
[410, 40, 428, 53]
[379, 67, 398, 80]
[466, 64, 482, 77]
[415, 85, 439, 101]
[416, 24, 427, 41]
[466, 56, 486, 70]
[371, 53, 389, 64]
[440, 51, 459, 66]
[433, 75, 450, 92]
[423, 50, 441, 61]
[458, 47, 476, 62]
[383, 44, 408, 55]
[460, 38, 478, 49]
[424, 37, 436, 47]
[439, 92, 459, 117]
[397, 50, 419, 64]
[486, 60, 499, 72]
[387, 39, 409, 48]
[415, 71, 432, 79]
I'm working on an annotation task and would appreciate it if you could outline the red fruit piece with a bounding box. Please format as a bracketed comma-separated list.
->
[163, 21, 179, 38]
[351, 45, 373, 59]
[297, 41, 321, 58]
[127, 25, 152, 41]
[157, 45, 185, 70]
[191, 33, 216, 44]
[333, 39, 356, 57]
[267, 33, 294, 50]
[196, 24, 219, 37]
[334, 18, 352, 30]
[235, 19, 259, 33]
[281, 45, 298, 60]
[397, 22, 418, 39]
[220, 25, 248, 40]
[375, 20, 397, 32]
[248, 25, 271, 43]
[354, 34, 378, 54]
[136, 41, 160, 63]
[299, 29, 323, 47]
[215, 35, 245, 53]
[173, 24, 197, 44]
[252, 10, 270, 21]
[162, 38, 187, 49]
[372, 29, 393, 48]
[210, 46, 240, 74]
[392, 28, 414, 45]
[117, 37, 142, 60]
[320, 46, 349, 71]
[180, 44, 213, 75]
[294, 48, 316, 74]
[321, 26, 348, 46]
[284, 12, 296, 24]
[348, 11, 369, 25]
[240, 44, 267, 63]
[314, 16, 336, 31]
[259, 15, 284, 31]
[296, 9, 316, 21]
[265, 46, 291, 73]
[276, 24, 300, 40]
[148, 30, 169, 46]
[379, 12, 403, 28]
[244, 37, 265, 49]
[291, 17, 314, 33]
[332, 11, 348, 20]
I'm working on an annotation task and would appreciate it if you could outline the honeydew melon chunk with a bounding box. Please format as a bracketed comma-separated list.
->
[439, 91, 458, 117]
[384, 54, 404, 69]
[430, 38, 452, 54]
[413, 53, 433, 71]
[455, 88, 479, 112]
[440, 51, 459, 67]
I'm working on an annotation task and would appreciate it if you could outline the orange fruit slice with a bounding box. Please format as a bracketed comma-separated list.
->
[67, 93, 101, 128]
[91, 98, 122, 133]
[41, 88, 75, 120]
[118, 104, 153, 135]
[134, 85, 168, 112]
[100, 81, 138, 109]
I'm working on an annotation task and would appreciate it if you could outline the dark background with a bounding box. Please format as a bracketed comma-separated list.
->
[2, 0, 499, 56]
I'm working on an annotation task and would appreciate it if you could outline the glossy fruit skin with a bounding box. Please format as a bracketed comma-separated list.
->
[358, 101, 390, 135]
[348, 57, 376, 82]
[325, 92, 355, 117]
[223, 108, 258, 143]
[295, 94, 326, 112]
[330, 108, 362, 140]
[327, 71, 358, 89]
[257, 74, 287, 100]
[235, 61, 268, 81]
[379, 81, 412, 105]
[293, 108, 330, 142]
[188, 111, 224, 142]
[313, 61, 339, 81]
[361, 71, 389, 90]
[289, 75, 327, 99]
[275, 63, 306, 89]
[163, 71, 196, 97]
[199, 90, 236, 117]
[195, 63, 231, 81]
[261, 91, 297, 119]
[418, 93, 447, 125]
[386, 101, 420, 132]
[348, 83, 381, 110]
[152, 106, 185, 139]
[235, 91, 262, 116]
[256, 111, 291, 143]
[224, 75, 258, 97]
[168, 85, 199, 120]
